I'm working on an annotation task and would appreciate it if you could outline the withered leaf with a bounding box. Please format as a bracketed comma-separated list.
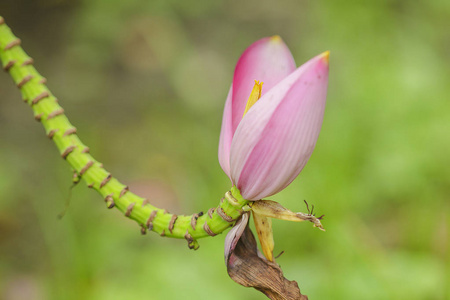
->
[226, 223, 309, 300]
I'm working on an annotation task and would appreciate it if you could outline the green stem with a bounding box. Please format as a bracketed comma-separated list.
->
[0, 16, 249, 249]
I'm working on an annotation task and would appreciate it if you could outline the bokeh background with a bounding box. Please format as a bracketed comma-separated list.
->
[0, 0, 449, 299]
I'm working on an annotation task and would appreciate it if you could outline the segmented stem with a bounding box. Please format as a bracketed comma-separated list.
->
[0, 16, 249, 249]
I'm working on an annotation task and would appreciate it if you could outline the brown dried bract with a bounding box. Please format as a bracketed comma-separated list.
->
[184, 230, 194, 246]
[207, 207, 215, 219]
[190, 213, 199, 230]
[47, 129, 59, 139]
[17, 74, 33, 88]
[63, 128, 77, 137]
[125, 202, 136, 217]
[31, 91, 49, 105]
[61, 145, 76, 159]
[184, 230, 199, 250]
[79, 161, 94, 176]
[3, 60, 16, 71]
[34, 113, 43, 121]
[168, 214, 178, 234]
[119, 186, 129, 198]
[99, 174, 111, 188]
[47, 108, 64, 120]
[146, 210, 158, 230]
[104, 193, 115, 209]
[227, 224, 308, 300]
[140, 226, 147, 235]
[4, 39, 21, 50]
[21, 58, 34, 66]
[203, 222, 217, 237]
[217, 207, 234, 222]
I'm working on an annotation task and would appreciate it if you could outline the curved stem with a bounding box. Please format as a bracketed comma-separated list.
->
[0, 16, 248, 249]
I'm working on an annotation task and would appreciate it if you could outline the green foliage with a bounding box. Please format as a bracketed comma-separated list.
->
[0, 0, 449, 299]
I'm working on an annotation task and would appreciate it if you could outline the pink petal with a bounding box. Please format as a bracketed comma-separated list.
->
[218, 86, 233, 179]
[230, 52, 329, 200]
[231, 36, 296, 135]
[224, 213, 249, 261]
[218, 36, 296, 178]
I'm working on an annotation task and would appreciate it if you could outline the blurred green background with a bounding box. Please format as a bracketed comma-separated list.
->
[0, 0, 449, 299]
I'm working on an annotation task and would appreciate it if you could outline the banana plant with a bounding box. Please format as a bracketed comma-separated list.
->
[0, 16, 329, 299]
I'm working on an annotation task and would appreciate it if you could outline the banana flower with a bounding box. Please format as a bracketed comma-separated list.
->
[220, 36, 329, 272]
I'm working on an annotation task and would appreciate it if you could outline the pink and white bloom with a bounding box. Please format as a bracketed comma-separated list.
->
[218, 36, 329, 200]
[222, 38, 329, 294]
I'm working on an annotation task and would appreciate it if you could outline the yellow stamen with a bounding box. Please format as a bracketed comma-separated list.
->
[243, 80, 263, 118]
